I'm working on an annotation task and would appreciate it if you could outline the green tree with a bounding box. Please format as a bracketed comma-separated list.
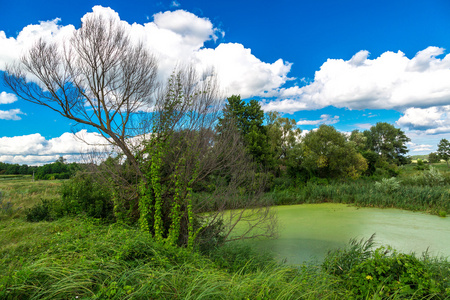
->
[349, 130, 368, 152]
[428, 152, 440, 164]
[218, 95, 273, 168]
[301, 125, 368, 179]
[266, 111, 302, 163]
[364, 122, 411, 165]
[437, 139, 450, 167]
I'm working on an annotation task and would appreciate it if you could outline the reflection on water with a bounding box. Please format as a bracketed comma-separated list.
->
[247, 203, 450, 264]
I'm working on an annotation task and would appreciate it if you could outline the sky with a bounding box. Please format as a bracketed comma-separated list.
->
[1, 0, 450, 165]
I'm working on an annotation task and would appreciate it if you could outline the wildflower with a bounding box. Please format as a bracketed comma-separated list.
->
[366, 275, 373, 280]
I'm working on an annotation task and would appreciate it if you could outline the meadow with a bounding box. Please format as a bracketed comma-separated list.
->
[1, 165, 450, 299]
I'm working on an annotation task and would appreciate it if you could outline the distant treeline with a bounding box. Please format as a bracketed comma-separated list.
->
[0, 157, 80, 180]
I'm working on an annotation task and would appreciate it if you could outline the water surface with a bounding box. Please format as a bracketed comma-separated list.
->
[248, 203, 450, 264]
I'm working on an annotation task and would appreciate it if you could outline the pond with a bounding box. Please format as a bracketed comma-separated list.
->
[246, 203, 450, 264]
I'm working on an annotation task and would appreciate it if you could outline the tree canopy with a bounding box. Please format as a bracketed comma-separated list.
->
[363, 122, 411, 165]
[301, 125, 368, 179]
[437, 138, 450, 167]
[218, 95, 273, 168]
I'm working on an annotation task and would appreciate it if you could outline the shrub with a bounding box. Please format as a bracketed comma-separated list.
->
[60, 172, 114, 220]
[414, 159, 429, 171]
[323, 235, 450, 299]
[404, 167, 445, 187]
[25, 199, 54, 222]
[322, 234, 376, 276]
[374, 177, 401, 193]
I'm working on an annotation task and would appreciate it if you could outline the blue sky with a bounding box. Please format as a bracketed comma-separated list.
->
[1, 0, 450, 164]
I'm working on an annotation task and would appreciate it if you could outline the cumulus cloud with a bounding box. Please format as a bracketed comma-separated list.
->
[397, 105, 450, 134]
[296, 114, 339, 126]
[0, 108, 25, 120]
[0, 130, 109, 165]
[0, 92, 23, 120]
[0, 91, 17, 104]
[262, 47, 450, 113]
[0, 6, 287, 99]
[196, 44, 292, 98]
[406, 142, 433, 153]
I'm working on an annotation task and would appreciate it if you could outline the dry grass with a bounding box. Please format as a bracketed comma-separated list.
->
[0, 177, 63, 219]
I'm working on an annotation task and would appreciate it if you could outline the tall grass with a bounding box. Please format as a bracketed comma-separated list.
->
[1, 216, 348, 299]
[2, 172, 450, 299]
[267, 179, 450, 216]
[0, 177, 62, 220]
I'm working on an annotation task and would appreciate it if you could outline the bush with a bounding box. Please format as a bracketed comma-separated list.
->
[323, 235, 450, 299]
[60, 172, 114, 220]
[25, 199, 54, 222]
[403, 167, 446, 187]
[414, 159, 429, 171]
[374, 177, 400, 193]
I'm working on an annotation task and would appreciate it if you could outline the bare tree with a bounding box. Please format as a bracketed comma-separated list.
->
[3, 13, 158, 178]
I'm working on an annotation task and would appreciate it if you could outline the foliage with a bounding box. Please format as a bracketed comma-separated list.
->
[207, 243, 276, 274]
[428, 152, 440, 163]
[25, 199, 55, 222]
[437, 138, 450, 167]
[136, 75, 275, 248]
[404, 167, 445, 187]
[266, 179, 450, 216]
[323, 234, 376, 276]
[364, 122, 411, 165]
[0, 157, 79, 180]
[323, 236, 450, 299]
[218, 95, 273, 168]
[60, 172, 114, 220]
[265, 111, 302, 173]
[414, 158, 429, 170]
[300, 125, 368, 179]
[374, 177, 401, 193]
[0, 216, 343, 300]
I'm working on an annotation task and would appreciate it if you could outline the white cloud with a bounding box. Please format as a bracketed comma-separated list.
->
[0, 92, 17, 104]
[195, 44, 292, 98]
[296, 114, 339, 126]
[262, 47, 450, 113]
[0, 6, 287, 99]
[0, 108, 25, 120]
[397, 105, 450, 134]
[354, 123, 373, 130]
[0, 18, 75, 70]
[406, 142, 433, 153]
[0, 130, 109, 165]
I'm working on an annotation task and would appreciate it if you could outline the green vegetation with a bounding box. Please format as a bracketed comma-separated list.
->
[2, 165, 450, 299]
[2, 12, 450, 298]
[323, 235, 450, 299]
[267, 164, 450, 216]
[437, 138, 450, 167]
[0, 157, 79, 180]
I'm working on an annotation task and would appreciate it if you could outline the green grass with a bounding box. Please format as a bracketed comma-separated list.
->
[1, 216, 348, 299]
[1, 175, 450, 299]
[267, 165, 450, 216]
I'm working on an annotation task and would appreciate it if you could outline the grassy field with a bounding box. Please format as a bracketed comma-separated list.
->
[1, 173, 450, 299]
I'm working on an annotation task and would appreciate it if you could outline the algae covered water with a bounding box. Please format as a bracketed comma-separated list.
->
[249, 203, 450, 264]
